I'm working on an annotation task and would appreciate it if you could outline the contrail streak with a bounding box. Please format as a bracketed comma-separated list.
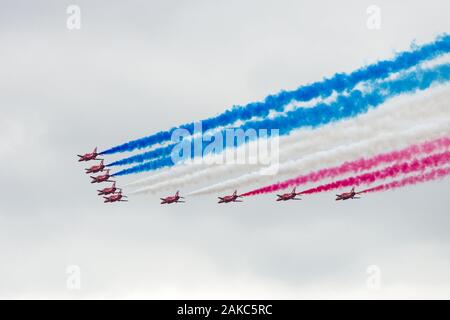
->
[102, 35, 450, 156]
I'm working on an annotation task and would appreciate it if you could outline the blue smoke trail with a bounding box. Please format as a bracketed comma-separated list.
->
[112, 63, 450, 176]
[102, 34, 450, 156]
[108, 61, 449, 168]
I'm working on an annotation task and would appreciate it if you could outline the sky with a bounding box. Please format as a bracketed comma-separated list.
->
[0, 0, 450, 299]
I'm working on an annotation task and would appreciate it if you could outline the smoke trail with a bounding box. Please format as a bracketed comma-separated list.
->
[187, 120, 450, 196]
[131, 88, 450, 194]
[132, 119, 450, 195]
[126, 87, 450, 191]
[102, 35, 450, 156]
[113, 64, 450, 176]
[107, 58, 450, 168]
[298, 151, 450, 195]
[122, 167, 174, 188]
[359, 167, 450, 193]
[241, 137, 450, 196]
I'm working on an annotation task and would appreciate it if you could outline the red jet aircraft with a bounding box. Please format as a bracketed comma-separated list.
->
[77, 147, 101, 162]
[85, 160, 105, 174]
[276, 187, 302, 201]
[160, 191, 185, 204]
[335, 187, 362, 201]
[90, 169, 114, 184]
[103, 191, 128, 203]
[218, 190, 243, 203]
[97, 182, 120, 196]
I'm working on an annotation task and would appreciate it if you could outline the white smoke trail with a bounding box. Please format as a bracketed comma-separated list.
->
[124, 57, 450, 190]
[187, 119, 450, 196]
[129, 86, 450, 195]
[125, 80, 450, 190]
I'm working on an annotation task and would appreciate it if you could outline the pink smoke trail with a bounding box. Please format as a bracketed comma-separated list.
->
[241, 137, 450, 197]
[298, 151, 450, 195]
[360, 167, 450, 193]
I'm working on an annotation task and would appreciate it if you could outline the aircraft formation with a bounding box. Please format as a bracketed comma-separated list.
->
[78, 147, 128, 203]
[78, 148, 364, 205]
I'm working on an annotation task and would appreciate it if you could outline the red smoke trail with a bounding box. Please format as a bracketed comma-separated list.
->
[242, 137, 450, 197]
[299, 151, 450, 195]
[360, 167, 450, 193]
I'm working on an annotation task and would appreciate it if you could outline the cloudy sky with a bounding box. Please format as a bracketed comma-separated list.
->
[1, 0, 449, 299]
